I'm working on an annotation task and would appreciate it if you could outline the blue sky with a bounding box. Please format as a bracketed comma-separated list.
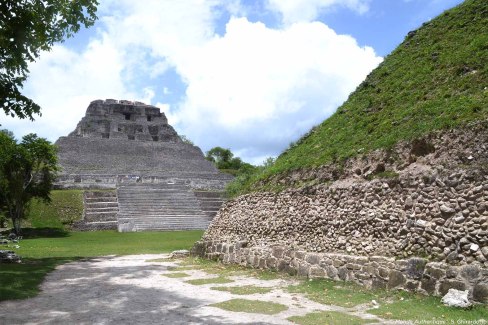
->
[2, 0, 463, 164]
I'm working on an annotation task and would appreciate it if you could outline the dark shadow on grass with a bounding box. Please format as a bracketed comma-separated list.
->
[0, 257, 272, 325]
[1, 227, 71, 239]
[0, 257, 78, 301]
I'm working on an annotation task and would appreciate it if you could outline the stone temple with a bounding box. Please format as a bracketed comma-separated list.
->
[55, 99, 232, 232]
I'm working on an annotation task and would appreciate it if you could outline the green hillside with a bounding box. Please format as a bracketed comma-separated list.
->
[235, 0, 487, 194]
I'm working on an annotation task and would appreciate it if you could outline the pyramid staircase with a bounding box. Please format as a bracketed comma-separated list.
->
[73, 191, 118, 230]
[193, 190, 225, 218]
[117, 183, 217, 232]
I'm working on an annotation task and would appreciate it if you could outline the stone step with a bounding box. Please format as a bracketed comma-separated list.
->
[85, 207, 119, 212]
[85, 197, 118, 203]
[118, 214, 208, 219]
[85, 191, 117, 198]
[85, 202, 119, 208]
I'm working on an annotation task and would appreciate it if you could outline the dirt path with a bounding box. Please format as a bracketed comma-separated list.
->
[0, 254, 400, 324]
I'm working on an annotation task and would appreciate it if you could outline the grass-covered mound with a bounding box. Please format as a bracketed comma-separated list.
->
[27, 190, 84, 229]
[233, 0, 487, 195]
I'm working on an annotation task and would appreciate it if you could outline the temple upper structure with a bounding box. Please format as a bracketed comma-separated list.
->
[55, 99, 232, 190]
[68, 99, 180, 142]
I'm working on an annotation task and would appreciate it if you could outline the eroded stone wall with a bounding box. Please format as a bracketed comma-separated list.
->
[203, 171, 487, 265]
[197, 121, 488, 301]
[192, 242, 488, 302]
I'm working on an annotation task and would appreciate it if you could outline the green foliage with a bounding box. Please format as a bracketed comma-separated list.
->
[0, 131, 58, 234]
[27, 190, 84, 229]
[288, 311, 375, 325]
[233, 0, 488, 195]
[206, 146, 256, 178]
[210, 299, 288, 315]
[1, 0, 98, 120]
[0, 230, 203, 301]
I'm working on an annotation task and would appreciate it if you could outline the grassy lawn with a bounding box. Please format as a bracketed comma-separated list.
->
[288, 311, 375, 325]
[287, 278, 488, 322]
[0, 230, 203, 301]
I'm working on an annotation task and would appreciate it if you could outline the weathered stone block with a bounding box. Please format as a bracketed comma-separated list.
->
[295, 251, 306, 260]
[405, 280, 419, 292]
[272, 246, 285, 259]
[309, 266, 326, 278]
[405, 258, 427, 280]
[472, 283, 488, 303]
[439, 279, 467, 296]
[345, 263, 362, 270]
[326, 265, 338, 279]
[424, 265, 446, 280]
[460, 264, 480, 281]
[372, 278, 387, 290]
[388, 270, 406, 289]
[266, 257, 277, 269]
[298, 263, 310, 277]
[378, 267, 389, 279]
[305, 253, 321, 265]
[421, 276, 437, 294]
[337, 267, 349, 281]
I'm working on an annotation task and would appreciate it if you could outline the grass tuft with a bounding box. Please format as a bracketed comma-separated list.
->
[185, 276, 234, 286]
[210, 298, 287, 315]
[162, 272, 190, 278]
[211, 285, 272, 295]
[288, 311, 376, 325]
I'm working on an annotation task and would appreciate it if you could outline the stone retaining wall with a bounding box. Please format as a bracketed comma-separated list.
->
[192, 241, 488, 302]
[204, 170, 487, 265]
[198, 122, 487, 302]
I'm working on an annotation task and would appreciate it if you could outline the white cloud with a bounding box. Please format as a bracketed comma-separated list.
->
[266, 0, 371, 24]
[173, 17, 381, 160]
[2, 0, 382, 163]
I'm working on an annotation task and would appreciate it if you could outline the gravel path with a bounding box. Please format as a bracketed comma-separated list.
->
[0, 254, 397, 325]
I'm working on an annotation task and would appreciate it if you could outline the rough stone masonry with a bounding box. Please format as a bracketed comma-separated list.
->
[194, 120, 488, 302]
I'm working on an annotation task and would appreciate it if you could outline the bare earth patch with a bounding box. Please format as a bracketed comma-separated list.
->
[0, 254, 399, 324]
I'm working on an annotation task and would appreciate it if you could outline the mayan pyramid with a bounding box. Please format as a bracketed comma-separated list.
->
[55, 99, 232, 231]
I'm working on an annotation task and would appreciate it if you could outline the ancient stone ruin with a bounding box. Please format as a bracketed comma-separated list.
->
[55, 99, 232, 231]
[194, 121, 488, 303]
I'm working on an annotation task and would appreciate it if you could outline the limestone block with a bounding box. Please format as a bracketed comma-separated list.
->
[439, 279, 467, 296]
[387, 270, 406, 289]
[472, 283, 488, 303]
[309, 266, 326, 279]
[441, 289, 471, 308]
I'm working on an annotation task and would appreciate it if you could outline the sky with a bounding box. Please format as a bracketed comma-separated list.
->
[1, 0, 464, 165]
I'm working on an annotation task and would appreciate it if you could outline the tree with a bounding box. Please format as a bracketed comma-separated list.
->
[206, 147, 234, 169]
[0, 130, 58, 234]
[1, 0, 98, 120]
[205, 146, 255, 175]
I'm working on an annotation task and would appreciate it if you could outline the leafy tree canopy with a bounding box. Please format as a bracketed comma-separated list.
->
[0, 130, 58, 234]
[205, 146, 254, 175]
[1, 0, 98, 120]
